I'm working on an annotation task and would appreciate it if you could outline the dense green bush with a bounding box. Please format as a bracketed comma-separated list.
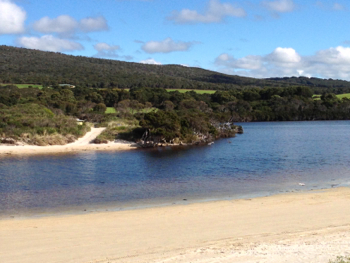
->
[0, 103, 90, 145]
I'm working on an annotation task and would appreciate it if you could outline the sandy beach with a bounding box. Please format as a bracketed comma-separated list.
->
[0, 128, 138, 157]
[1, 187, 350, 263]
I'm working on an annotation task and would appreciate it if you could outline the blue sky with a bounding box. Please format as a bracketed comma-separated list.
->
[1, 0, 350, 80]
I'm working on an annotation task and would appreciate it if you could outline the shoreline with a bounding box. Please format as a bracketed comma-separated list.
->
[0, 141, 139, 157]
[1, 187, 350, 263]
[0, 127, 139, 157]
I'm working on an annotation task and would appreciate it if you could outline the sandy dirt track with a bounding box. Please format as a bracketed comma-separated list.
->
[1, 188, 350, 263]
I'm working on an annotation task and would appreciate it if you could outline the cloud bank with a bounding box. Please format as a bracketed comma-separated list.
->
[215, 46, 350, 80]
[17, 35, 84, 52]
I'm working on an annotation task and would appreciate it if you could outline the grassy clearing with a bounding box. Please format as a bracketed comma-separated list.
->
[105, 107, 117, 114]
[2, 84, 44, 89]
[336, 93, 350, 99]
[166, 89, 216, 94]
[105, 107, 157, 114]
[313, 93, 350, 100]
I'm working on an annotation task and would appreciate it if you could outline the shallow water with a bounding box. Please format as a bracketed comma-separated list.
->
[1, 121, 350, 217]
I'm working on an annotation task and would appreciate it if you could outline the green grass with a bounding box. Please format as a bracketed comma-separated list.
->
[105, 107, 117, 114]
[313, 95, 321, 100]
[313, 93, 350, 100]
[166, 89, 216, 94]
[3, 84, 44, 89]
[336, 93, 350, 99]
[105, 107, 157, 114]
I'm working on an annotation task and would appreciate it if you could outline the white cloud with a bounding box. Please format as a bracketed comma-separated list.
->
[33, 15, 108, 36]
[266, 47, 301, 64]
[33, 15, 77, 34]
[0, 0, 26, 34]
[140, 58, 162, 65]
[215, 46, 350, 80]
[313, 46, 350, 65]
[17, 35, 84, 52]
[80, 16, 108, 32]
[262, 0, 295, 13]
[142, 38, 195, 54]
[93, 42, 120, 57]
[168, 0, 246, 24]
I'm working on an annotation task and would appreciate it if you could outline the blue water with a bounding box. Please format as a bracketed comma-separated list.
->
[1, 121, 350, 217]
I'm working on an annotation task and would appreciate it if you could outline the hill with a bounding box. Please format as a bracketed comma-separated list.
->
[1, 45, 350, 93]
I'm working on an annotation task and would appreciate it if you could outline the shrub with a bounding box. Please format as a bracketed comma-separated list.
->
[329, 256, 350, 263]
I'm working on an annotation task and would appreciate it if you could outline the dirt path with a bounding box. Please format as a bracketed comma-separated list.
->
[69, 127, 106, 145]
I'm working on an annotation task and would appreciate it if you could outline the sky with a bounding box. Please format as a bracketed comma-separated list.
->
[1, 0, 350, 80]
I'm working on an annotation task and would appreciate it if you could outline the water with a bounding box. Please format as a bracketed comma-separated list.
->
[1, 121, 350, 218]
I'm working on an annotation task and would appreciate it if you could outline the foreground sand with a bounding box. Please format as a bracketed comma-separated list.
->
[1, 187, 350, 263]
[0, 128, 138, 157]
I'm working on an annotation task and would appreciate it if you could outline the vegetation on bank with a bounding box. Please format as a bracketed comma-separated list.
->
[2, 82, 350, 146]
[2, 46, 350, 146]
[0, 103, 90, 145]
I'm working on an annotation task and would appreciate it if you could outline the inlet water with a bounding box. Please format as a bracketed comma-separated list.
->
[1, 121, 350, 217]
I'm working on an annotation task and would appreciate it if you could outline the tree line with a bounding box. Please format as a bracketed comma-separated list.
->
[1, 84, 350, 145]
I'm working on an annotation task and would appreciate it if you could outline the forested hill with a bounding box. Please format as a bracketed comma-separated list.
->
[1, 45, 350, 93]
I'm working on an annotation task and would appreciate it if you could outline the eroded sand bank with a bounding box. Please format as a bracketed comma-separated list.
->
[1, 187, 350, 263]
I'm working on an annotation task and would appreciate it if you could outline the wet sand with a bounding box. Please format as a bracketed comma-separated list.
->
[1, 187, 350, 263]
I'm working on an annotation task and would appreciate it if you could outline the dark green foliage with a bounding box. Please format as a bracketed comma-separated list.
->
[140, 110, 181, 140]
[93, 103, 107, 113]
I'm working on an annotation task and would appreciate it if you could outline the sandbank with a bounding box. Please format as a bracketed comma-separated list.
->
[1, 187, 350, 263]
[0, 128, 138, 157]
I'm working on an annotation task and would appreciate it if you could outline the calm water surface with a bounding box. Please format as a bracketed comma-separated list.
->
[1, 121, 350, 217]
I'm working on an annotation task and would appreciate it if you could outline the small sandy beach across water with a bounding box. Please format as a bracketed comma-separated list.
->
[0, 187, 350, 263]
[0, 128, 138, 157]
